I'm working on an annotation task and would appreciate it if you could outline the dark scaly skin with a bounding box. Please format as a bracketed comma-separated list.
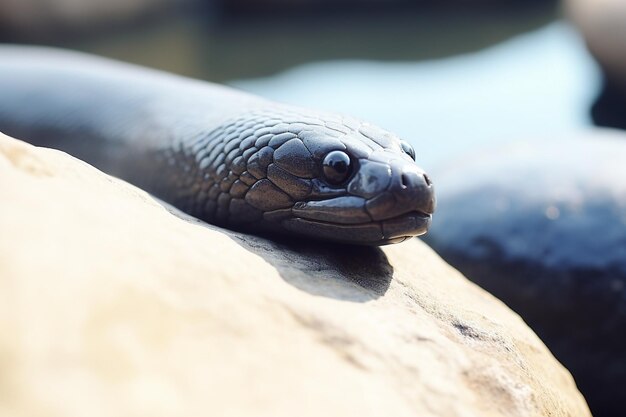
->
[0, 46, 435, 245]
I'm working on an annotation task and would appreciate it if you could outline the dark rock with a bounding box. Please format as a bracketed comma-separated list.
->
[566, 0, 626, 131]
[592, 77, 626, 130]
[425, 132, 626, 417]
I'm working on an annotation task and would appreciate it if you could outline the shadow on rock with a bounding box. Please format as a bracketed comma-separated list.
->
[228, 233, 394, 302]
[156, 198, 393, 301]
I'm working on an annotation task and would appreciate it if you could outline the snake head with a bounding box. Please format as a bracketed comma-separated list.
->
[189, 108, 435, 245]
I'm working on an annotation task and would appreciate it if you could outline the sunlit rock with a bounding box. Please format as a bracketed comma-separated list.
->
[0, 131, 590, 417]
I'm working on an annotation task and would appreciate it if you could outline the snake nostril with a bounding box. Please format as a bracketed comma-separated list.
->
[423, 173, 432, 186]
[401, 173, 410, 189]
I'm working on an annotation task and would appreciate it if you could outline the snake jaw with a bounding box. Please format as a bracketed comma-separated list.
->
[282, 211, 432, 246]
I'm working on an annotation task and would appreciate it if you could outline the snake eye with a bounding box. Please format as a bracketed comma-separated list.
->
[322, 151, 352, 185]
[400, 140, 416, 161]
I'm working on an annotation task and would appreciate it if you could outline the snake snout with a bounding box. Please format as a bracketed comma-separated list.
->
[401, 171, 431, 189]
[394, 165, 436, 216]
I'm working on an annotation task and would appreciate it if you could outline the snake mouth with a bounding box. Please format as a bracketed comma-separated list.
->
[280, 209, 432, 245]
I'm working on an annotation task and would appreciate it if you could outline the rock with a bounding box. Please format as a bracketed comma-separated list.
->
[565, 0, 626, 129]
[566, 0, 626, 87]
[590, 77, 626, 130]
[0, 131, 589, 417]
[426, 130, 626, 417]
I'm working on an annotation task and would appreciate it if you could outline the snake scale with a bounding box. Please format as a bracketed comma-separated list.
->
[0, 46, 435, 245]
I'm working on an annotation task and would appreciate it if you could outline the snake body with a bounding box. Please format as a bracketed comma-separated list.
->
[0, 46, 435, 245]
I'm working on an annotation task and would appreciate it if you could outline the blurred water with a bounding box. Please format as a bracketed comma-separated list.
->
[231, 22, 600, 171]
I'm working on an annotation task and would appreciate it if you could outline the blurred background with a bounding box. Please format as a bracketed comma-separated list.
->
[2, 1, 625, 416]
[0, 0, 609, 171]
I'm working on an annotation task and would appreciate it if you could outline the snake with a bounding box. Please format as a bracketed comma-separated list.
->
[0, 45, 435, 245]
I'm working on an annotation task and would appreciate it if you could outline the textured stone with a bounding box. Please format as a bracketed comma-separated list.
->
[426, 130, 626, 417]
[0, 132, 590, 417]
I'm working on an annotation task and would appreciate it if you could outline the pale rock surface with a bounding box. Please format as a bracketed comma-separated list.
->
[0, 132, 590, 417]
